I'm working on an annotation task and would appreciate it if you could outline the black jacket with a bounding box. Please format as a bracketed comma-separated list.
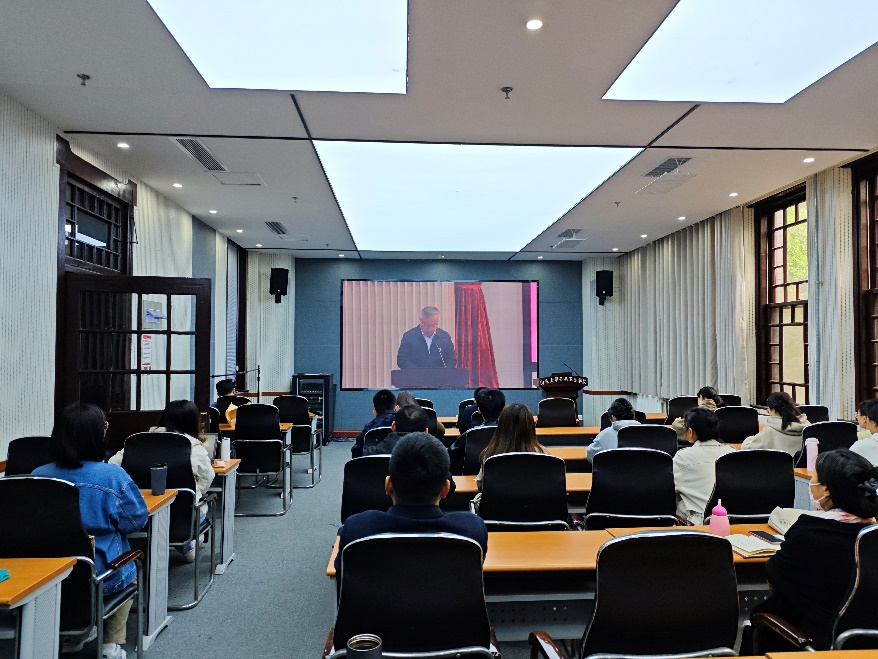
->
[397, 326, 456, 369]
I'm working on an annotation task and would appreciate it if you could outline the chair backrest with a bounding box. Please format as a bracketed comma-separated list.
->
[581, 531, 738, 657]
[208, 406, 221, 433]
[340, 456, 392, 523]
[798, 404, 830, 424]
[478, 453, 568, 526]
[458, 398, 475, 420]
[585, 448, 677, 529]
[272, 394, 311, 424]
[5, 435, 53, 476]
[415, 397, 434, 409]
[599, 410, 647, 430]
[833, 524, 878, 650]
[617, 424, 677, 456]
[363, 426, 393, 449]
[234, 403, 282, 440]
[215, 395, 251, 417]
[120, 432, 197, 543]
[798, 421, 859, 467]
[335, 534, 490, 653]
[0, 477, 97, 632]
[537, 397, 577, 428]
[462, 426, 497, 476]
[718, 394, 742, 406]
[666, 396, 698, 424]
[714, 406, 760, 443]
[288, 424, 313, 453]
[704, 450, 795, 522]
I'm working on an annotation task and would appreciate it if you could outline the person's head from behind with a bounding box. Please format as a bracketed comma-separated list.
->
[395, 391, 417, 408]
[161, 400, 201, 439]
[856, 399, 878, 433]
[387, 433, 451, 505]
[216, 379, 236, 397]
[418, 306, 441, 337]
[811, 450, 878, 519]
[607, 397, 634, 422]
[683, 407, 720, 444]
[394, 405, 429, 435]
[476, 388, 505, 420]
[51, 402, 107, 469]
[765, 391, 803, 430]
[482, 402, 540, 460]
[471, 387, 486, 401]
[697, 386, 724, 407]
[373, 389, 396, 415]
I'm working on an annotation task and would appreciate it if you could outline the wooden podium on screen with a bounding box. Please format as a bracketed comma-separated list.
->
[538, 373, 588, 401]
[391, 368, 469, 389]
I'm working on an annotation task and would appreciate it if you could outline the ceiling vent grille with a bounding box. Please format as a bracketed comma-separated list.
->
[644, 157, 691, 177]
[173, 138, 227, 172]
[265, 222, 288, 235]
[552, 229, 585, 250]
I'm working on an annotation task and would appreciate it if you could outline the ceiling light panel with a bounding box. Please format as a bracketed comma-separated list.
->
[315, 141, 641, 252]
[146, 0, 408, 93]
[603, 0, 878, 103]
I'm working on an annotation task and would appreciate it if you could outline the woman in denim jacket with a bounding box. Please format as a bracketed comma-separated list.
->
[34, 403, 148, 659]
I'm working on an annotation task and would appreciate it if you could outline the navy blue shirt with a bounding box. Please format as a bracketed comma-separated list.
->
[352, 410, 397, 458]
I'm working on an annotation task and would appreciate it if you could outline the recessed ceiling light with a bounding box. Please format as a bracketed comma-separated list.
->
[255, 243, 262, 247]
[803, 157, 815, 163]
[526, 19, 543, 30]
[439, 255, 445, 258]
[537, 255, 544, 259]
[173, 183, 183, 188]
[116, 142, 130, 149]
[729, 192, 739, 197]
[236, 229, 243, 233]
[603, 0, 878, 103]
[612, 248, 619, 252]
[208, 209, 217, 214]
[339, 253, 345, 258]
[640, 234, 647, 238]
[678, 216, 686, 221]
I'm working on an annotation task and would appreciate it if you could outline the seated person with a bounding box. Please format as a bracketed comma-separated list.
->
[213, 378, 244, 416]
[476, 402, 545, 491]
[33, 403, 148, 659]
[672, 407, 736, 524]
[474, 388, 505, 427]
[109, 400, 215, 562]
[852, 398, 878, 465]
[458, 387, 486, 433]
[396, 390, 445, 438]
[335, 432, 487, 576]
[671, 386, 724, 441]
[352, 389, 398, 458]
[587, 397, 641, 462]
[748, 450, 878, 650]
[741, 391, 809, 456]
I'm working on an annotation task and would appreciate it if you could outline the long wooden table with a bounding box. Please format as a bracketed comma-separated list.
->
[0, 557, 76, 658]
[452, 472, 592, 496]
[218, 422, 293, 433]
[139, 489, 177, 650]
[438, 412, 667, 427]
[211, 458, 240, 574]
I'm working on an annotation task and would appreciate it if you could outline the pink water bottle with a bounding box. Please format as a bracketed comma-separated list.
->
[709, 499, 731, 536]
[805, 437, 819, 473]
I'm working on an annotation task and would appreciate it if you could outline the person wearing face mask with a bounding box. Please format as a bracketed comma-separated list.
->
[852, 398, 878, 466]
[747, 450, 878, 650]
[741, 391, 809, 456]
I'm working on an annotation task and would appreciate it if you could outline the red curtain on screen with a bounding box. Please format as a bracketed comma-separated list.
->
[454, 283, 499, 388]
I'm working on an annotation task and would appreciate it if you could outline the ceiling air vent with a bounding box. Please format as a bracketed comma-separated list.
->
[551, 229, 585, 250]
[265, 222, 288, 235]
[173, 138, 227, 172]
[644, 157, 691, 177]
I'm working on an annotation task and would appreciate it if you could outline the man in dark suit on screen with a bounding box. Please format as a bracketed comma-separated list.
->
[396, 306, 456, 369]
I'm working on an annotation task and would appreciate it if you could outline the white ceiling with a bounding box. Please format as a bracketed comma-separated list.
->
[1, 0, 875, 259]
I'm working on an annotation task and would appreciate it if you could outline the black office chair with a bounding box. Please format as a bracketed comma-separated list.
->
[288, 415, 322, 488]
[599, 410, 647, 430]
[537, 397, 578, 428]
[325, 534, 498, 658]
[798, 404, 830, 423]
[617, 424, 677, 456]
[584, 448, 679, 529]
[273, 394, 311, 425]
[718, 394, 742, 406]
[665, 395, 698, 424]
[208, 407, 221, 434]
[794, 421, 859, 468]
[529, 531, 738, 659]
[474, 453, 569, 531]
[458, 426, 497, 476]
[458, 398, 475, 420]
[5, 435, 52, 475]
[120, 432, 217, 609]
[363, 426, 394, 450]
[715, 406, 760, 443]
[232, 404, 292, 516]
[422, 407, 446, 443]
[0, 477, 145, 659]
[214, 395, 251, 419]
[415, 397, 434, 409]
[340, 455, 392, 524]
[749, 524, 878, 652]
[704, 450, 794, 523]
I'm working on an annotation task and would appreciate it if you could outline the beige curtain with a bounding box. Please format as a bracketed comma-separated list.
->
[342, 281, 456, 388]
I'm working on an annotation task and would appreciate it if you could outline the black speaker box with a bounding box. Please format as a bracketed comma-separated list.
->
[269, 268, 289, 297]
[596, 270, 613, 301]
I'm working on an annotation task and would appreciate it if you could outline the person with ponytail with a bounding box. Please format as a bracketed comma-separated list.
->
[671, 386, 725, 441]
[741, 391, 809, 456]
[586, 397, 640, 462]
[748, 450, 878, 649]
[853, 398, 878, 466]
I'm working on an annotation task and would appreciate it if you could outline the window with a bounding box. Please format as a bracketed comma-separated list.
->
[852, 153, 878, 401]
[756, 187, 809, 403]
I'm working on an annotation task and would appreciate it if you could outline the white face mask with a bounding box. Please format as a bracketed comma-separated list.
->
[810, 488, 830, 511]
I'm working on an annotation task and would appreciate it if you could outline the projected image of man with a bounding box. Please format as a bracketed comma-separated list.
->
[397, 306, 456, 369]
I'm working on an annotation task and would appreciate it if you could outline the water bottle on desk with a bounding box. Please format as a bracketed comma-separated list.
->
[709, 499, 730, 536]
[805, 437, 819, 473]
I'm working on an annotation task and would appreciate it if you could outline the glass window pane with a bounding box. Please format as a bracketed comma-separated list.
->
[795, 305, 806, 324]
[75, 209, 111, 248]
[786, 222, 808, 282]
[782, 325, 806, 383]
[170, 374, 195, 402]
[773, 267, 784, 286]
[770, 364, 780, 381]
[80, 374, 131, 412]
[142, 295, 167, 331]
[799, 282, 808, 300]
[770, 326, 780, 344]
[785, 206, 796, 225]
[141, 374, 167, 411]
[171, 333, 195, 370]
[797, 201, 807, 221]
[782, 307, 792, 323]
[770, 307, 780, 324]
[142, 333, 167, 370]
[770, 345, 780, 362]
[772, 248, 784, 268]
[170, 295, 196, 333]
[774, 287, 785, 303]
[79, 332, 136, 371]
[786, 284, 798, 301]
[773, 210, 784, 229]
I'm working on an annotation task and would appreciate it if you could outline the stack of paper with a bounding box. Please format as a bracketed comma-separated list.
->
[727, 534, 780, 558]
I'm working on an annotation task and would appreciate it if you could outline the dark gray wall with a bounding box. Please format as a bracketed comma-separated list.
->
[295, 259, 583, 430]
[192, 217, 217, 394]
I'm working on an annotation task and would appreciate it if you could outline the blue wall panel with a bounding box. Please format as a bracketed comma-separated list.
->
[192, 217, 217, 392]
[295, 259, 583, 430]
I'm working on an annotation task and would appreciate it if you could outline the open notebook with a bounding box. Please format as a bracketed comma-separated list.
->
[727, 534, 780, 558]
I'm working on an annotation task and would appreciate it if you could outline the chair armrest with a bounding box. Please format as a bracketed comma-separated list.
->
[108, 549, 143, 571]
[528, 631, 565, 659]
[322, 627, 335, 659]
[674, 515, 694, 526]
[488, 627, 501, 658]
[200, 492, 218, 505]
[751, 612, 813, 650]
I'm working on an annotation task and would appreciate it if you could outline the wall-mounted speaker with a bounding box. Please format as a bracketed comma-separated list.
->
[596, 270, 613, 306]
[269, 267, 289, 303]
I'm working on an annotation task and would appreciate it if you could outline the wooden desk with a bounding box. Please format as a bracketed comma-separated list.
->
[211, 458, 241, 574]
[218, 422, 293, 432]
[452, 472, 592, 496]
[0, 459, 6, 473]
[0, 557, 76, 658]
[606, 523, 776, 564]
[138, 488, 176, 650]
[644, 412, 666, 422]
[768, 652, 878, 659]
[444, 426, 601, 440]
